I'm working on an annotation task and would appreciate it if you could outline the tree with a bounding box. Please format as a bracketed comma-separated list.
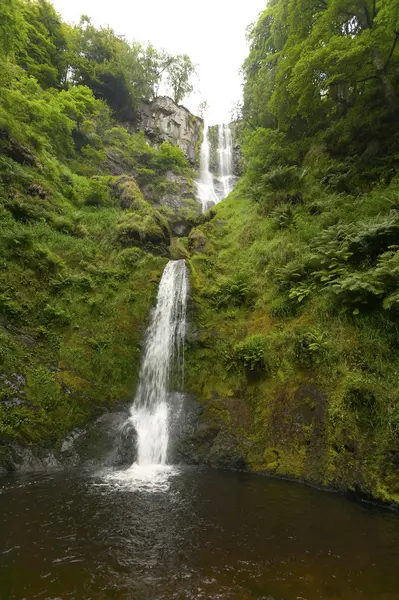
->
[165, 54, 196, 105]
[65, 18, 192, 118]
[0, 0, 27, 57]
[197, 100, 209, 118]
[15, 0, 67, 88]
[140, 44, 175, 98]
[65, 18, 154, 117]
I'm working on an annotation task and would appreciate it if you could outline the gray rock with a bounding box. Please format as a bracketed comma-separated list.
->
[0, 130, 36, 166]
[5, 444, 62, 474]
[61, 411, 137, 469]
[168, 392, 203, 463]
[134, 96, 203, 165]
[0, 410, 138, 476]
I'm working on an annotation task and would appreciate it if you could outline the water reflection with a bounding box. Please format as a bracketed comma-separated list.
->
[0, 468, 398, 600]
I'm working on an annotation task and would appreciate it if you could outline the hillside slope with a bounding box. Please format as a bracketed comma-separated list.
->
[181, 0, 399, 505]
[185, 177, 399, 504]
[0, 0, 201, 469]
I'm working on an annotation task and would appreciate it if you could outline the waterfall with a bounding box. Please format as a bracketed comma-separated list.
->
[129, 260, 188, 466]
[195, 124, 219, 212]
[217, 123, 234, 199]
[196, 122, 235, 212]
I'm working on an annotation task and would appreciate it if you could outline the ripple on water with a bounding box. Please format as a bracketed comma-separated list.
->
[97, 463, 179, 493]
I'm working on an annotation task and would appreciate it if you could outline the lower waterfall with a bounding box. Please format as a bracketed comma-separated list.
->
[129, 259, 188, 466]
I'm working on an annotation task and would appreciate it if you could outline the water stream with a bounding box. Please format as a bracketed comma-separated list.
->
[196, 122, 235, 211]
[217, 123, 235, 198]
[195, 123, 219, 212]
[129, 259, 188, 467]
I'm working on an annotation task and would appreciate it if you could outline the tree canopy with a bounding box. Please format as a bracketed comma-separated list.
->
[0, 0, 196, 119]
[242, 0, 399, 185]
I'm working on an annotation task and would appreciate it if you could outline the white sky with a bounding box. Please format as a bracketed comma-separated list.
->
[51, 0, 267, 123]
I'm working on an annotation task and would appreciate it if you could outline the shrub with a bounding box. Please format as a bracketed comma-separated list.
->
[271, 204, 294, 229]
[262, 165, 302, 192]
[294, 330, 329, 366]
[42, 304, 71, 327]
[341, 373, 378, 425]
[84, 180, 110, 207]
[157, 142, 188, 171]
[118, 247, 144, 267]
[225, 334, 268, 374]
[213, 279, 250, 309]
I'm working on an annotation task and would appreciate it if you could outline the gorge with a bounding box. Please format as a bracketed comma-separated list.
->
[1, 0, 399, 598]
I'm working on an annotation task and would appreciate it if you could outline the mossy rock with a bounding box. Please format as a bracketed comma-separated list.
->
[170, 237, 190, 260]
[188, 228, 208, 254]
[110, 175, 145, 209]
[116, 210, 171, 251]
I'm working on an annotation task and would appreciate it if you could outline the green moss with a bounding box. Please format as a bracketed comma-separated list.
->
[185, 179, 399, 504]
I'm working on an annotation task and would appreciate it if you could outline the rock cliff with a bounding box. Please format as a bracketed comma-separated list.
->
[134, 96, 203, 165]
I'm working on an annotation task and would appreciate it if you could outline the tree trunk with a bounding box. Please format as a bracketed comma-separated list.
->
[372, 47, 398, 108]
[354, 5, 398, 108]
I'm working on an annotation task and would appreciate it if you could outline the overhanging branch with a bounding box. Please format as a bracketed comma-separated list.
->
[383, 31, 399, 71]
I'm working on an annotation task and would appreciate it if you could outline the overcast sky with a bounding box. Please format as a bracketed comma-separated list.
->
[51, 0, 267, 123]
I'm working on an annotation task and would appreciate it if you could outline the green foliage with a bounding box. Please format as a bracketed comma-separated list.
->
[185, 178, 399, 502]
[263, 166, 302, 192]
[294, 330, 329, 366]
[225, 335, 268, 374]
[242, 0, 399, 187]
[165, 54, 196, 105]
[16, 0, 67, 88]
[0, 0, 27, 57]
[0, 2, 196, 451]
[212, 279, 250, 309]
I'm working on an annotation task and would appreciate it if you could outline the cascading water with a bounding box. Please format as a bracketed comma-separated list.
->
[129, 259, 188, 466]
[195, 124, 219, 212]
[196, 122, 235, 212]
[217, 123, 234, 198]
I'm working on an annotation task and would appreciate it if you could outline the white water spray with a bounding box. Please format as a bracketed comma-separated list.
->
[195, 124, 219, 212]
[218, 123, 234, 198]
[129, 260, 188, 466]
[196, 122, 235, 212]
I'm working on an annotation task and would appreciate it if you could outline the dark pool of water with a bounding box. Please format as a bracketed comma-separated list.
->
[1, 466, 398, 600]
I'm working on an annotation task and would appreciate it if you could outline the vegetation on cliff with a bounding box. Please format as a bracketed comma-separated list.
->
[0, 0, 199, 460]
[186, 0, 399, 503]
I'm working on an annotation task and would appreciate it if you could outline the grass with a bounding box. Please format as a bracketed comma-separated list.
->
[0, 59, 201, 453]
[185, 177, 399, 504]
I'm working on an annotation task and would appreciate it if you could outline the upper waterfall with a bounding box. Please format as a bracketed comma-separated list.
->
[129, 260, 189, 466]
[217, 123, 234, 198]
[195, 122, 235, 212]
[195, 124, 219, 212]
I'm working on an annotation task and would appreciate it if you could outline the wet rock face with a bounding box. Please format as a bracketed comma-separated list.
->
[135, 96, 203, 165]
[2, 445, 62, 474]
[172, 393, 248, 470]
[61, 411, 137, 469]
[0, 411, 137, 475]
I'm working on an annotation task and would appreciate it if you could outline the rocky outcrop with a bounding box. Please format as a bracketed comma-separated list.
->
[0, 129, 36, 166]
[0, 411, 137, 474]
[134, 96, 203, 165]
[232, 143, 243, 177]
[230, 122, 243, 177]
